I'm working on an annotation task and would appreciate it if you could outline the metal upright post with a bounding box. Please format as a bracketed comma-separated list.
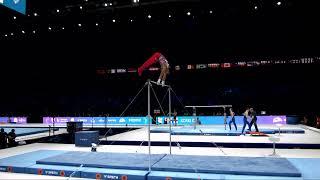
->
[193, 107, 197, 130]
[272, 141, 276, 155]
[104, 114, 109, 143]
[104, 113, 107, 129]
[168, 87, 172, 154]
[147, 80, 151, 172]
[91, 113, 94, 129]
[53, 115, 55, 135]
[223, 106, 226, 130]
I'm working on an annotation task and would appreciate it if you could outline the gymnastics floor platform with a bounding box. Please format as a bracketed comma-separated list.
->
[0, 150, 303, 179]
[103, 125, 320, 149]
[150, 127, 305, 136]
[0, 127, 59, 137]
[2, 143, 320, 179]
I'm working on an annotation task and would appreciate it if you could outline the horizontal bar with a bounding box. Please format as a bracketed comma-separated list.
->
[150, 80, 170, 87]
[185, 105, 232, 108]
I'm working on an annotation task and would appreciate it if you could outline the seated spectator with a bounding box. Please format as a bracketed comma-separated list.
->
[0, 128, 8, 149]
[7, 129, 17, 147]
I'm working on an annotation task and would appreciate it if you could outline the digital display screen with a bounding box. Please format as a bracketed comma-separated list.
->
[42, 116, 286, 126]
[43, 116, 149, 125]
[156, 116, 286, 125]
[0, 117, 27, 124]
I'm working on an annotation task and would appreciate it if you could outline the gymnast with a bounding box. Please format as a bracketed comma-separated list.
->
[173, 110, 178, 126]
[138, 52, 169, 86]
[223, 109, 227, 130]
[228, 108, 237, 131]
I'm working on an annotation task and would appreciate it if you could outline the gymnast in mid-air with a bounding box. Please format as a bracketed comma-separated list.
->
[138, 51, 169, 86]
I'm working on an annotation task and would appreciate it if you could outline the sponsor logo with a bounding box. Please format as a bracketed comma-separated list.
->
[59, 118, 69, 123]
[273, 117, 283, 123]
[202, 133, 212, 136]
[15, 117, 26, 123]
[119, 118, 126, 123]
[0, 167, 6, 171]
[108, 119, 117, 122]
[180, 118, 193, 123]
[45, 170, 59, 175]
[103, 174, 119, 179]
[48, 117, 53, 123]
[80, 138, 88, 141]
[128, 118, 142, 123]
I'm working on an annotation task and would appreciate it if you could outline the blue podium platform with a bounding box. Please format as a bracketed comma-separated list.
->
[75, 131, 99, 147]
[151, 127, 305, 136]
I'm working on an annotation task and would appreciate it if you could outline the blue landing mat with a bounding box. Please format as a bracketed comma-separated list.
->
[152, 155, 301, 177]
[37, 151, 166, 171]
[0, 150, 67, 173]
[148, 171, 303, 180]
[288, 158, 320, 179]
[0, 150, 149, 179]
[36, 151, 301, 177]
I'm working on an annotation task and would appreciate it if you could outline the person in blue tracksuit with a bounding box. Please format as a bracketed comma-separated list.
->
[228, 108, 237, 131]
[241, 108, 251, 135]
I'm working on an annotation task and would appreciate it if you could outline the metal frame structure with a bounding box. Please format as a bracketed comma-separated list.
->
[185, 105, 232, 129]
[147, 80, 173, 172]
